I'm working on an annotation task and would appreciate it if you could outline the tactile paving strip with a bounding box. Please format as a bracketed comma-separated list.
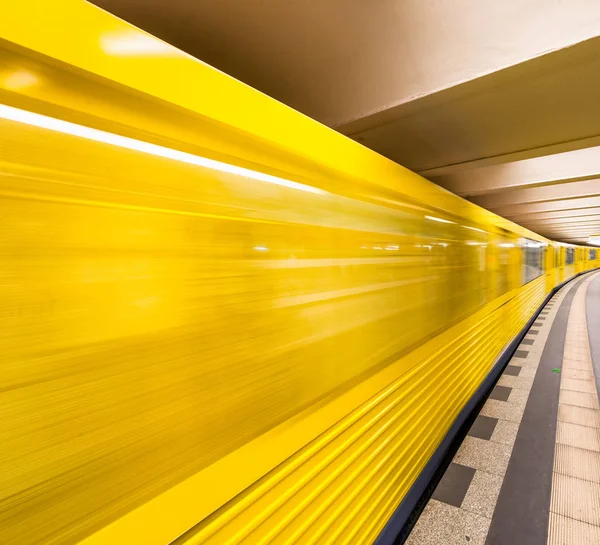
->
[548, 271, 600, 544]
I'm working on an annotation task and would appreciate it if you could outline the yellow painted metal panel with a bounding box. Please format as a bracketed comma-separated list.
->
[174, 280, 547, 545]
[0, 104, 528, 544]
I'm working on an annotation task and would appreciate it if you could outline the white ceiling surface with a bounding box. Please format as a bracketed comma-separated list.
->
[92, 0, 600, 244]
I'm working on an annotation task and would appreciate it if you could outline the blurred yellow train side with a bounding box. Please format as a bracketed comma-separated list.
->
[0, 2, 598, 545]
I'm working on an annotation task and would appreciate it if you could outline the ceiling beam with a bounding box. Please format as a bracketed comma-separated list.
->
[505, 207, 600, 221]
[498, 196, 600, 218]
[521, 221, 600, 231]
[417, 135, 600, 178]
[521, 214, 600, 223]
[541, 227, 600, 234]
[430, 146, 600, 197]
[471, 178, 600, 209]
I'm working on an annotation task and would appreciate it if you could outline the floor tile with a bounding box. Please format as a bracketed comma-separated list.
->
[561, 377, 597, 394]
[508, 373, 535, 389]
[548, 512, 600, 545]
[490, 419, 520, 446]
[558, 404, 600, 428]
[489, 385, 512, 402]
[562, 358, 594, 371]
[556, 421, 600, 452]
[504, 365, 521, 376]
[517, 365, 538, 379]
[562, 368, 595, 381]
[513, 350, 529, 359]
[559, 390, 599, 409]
[480, 399, 524, 423]
[564, 346, 592, 358]
[506, 387, 529, 408]
[550, 473, 600, 525]
[497, 374, 534, 391]
[468, 415, 498, 441]
[554, 443, 600, 483]
[462, 470, 504, 519]
[455, 436, 511, 476]
[405, 500, 491, 545]
[432, 463, 476, 507]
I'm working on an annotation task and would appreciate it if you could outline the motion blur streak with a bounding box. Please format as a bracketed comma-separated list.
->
[0, 2, 598, 545]
[0, 104, 325, 195]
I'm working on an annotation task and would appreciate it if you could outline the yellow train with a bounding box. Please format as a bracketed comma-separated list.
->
[0, 1, 598, 544]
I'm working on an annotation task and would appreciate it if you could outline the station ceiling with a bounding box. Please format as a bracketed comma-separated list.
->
[93, 0, 600, 244]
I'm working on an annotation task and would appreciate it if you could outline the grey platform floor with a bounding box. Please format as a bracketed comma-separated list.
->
[405, 270, 600, 545]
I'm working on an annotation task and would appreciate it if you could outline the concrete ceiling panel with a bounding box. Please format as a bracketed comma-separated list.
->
[92, 0, 600, 128]
[345, 38, 600, 172]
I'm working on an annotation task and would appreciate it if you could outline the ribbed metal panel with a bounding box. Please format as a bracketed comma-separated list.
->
[179, 280, 548, 545]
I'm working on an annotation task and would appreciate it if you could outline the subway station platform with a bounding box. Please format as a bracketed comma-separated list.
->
[405, 270, 600, 545]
